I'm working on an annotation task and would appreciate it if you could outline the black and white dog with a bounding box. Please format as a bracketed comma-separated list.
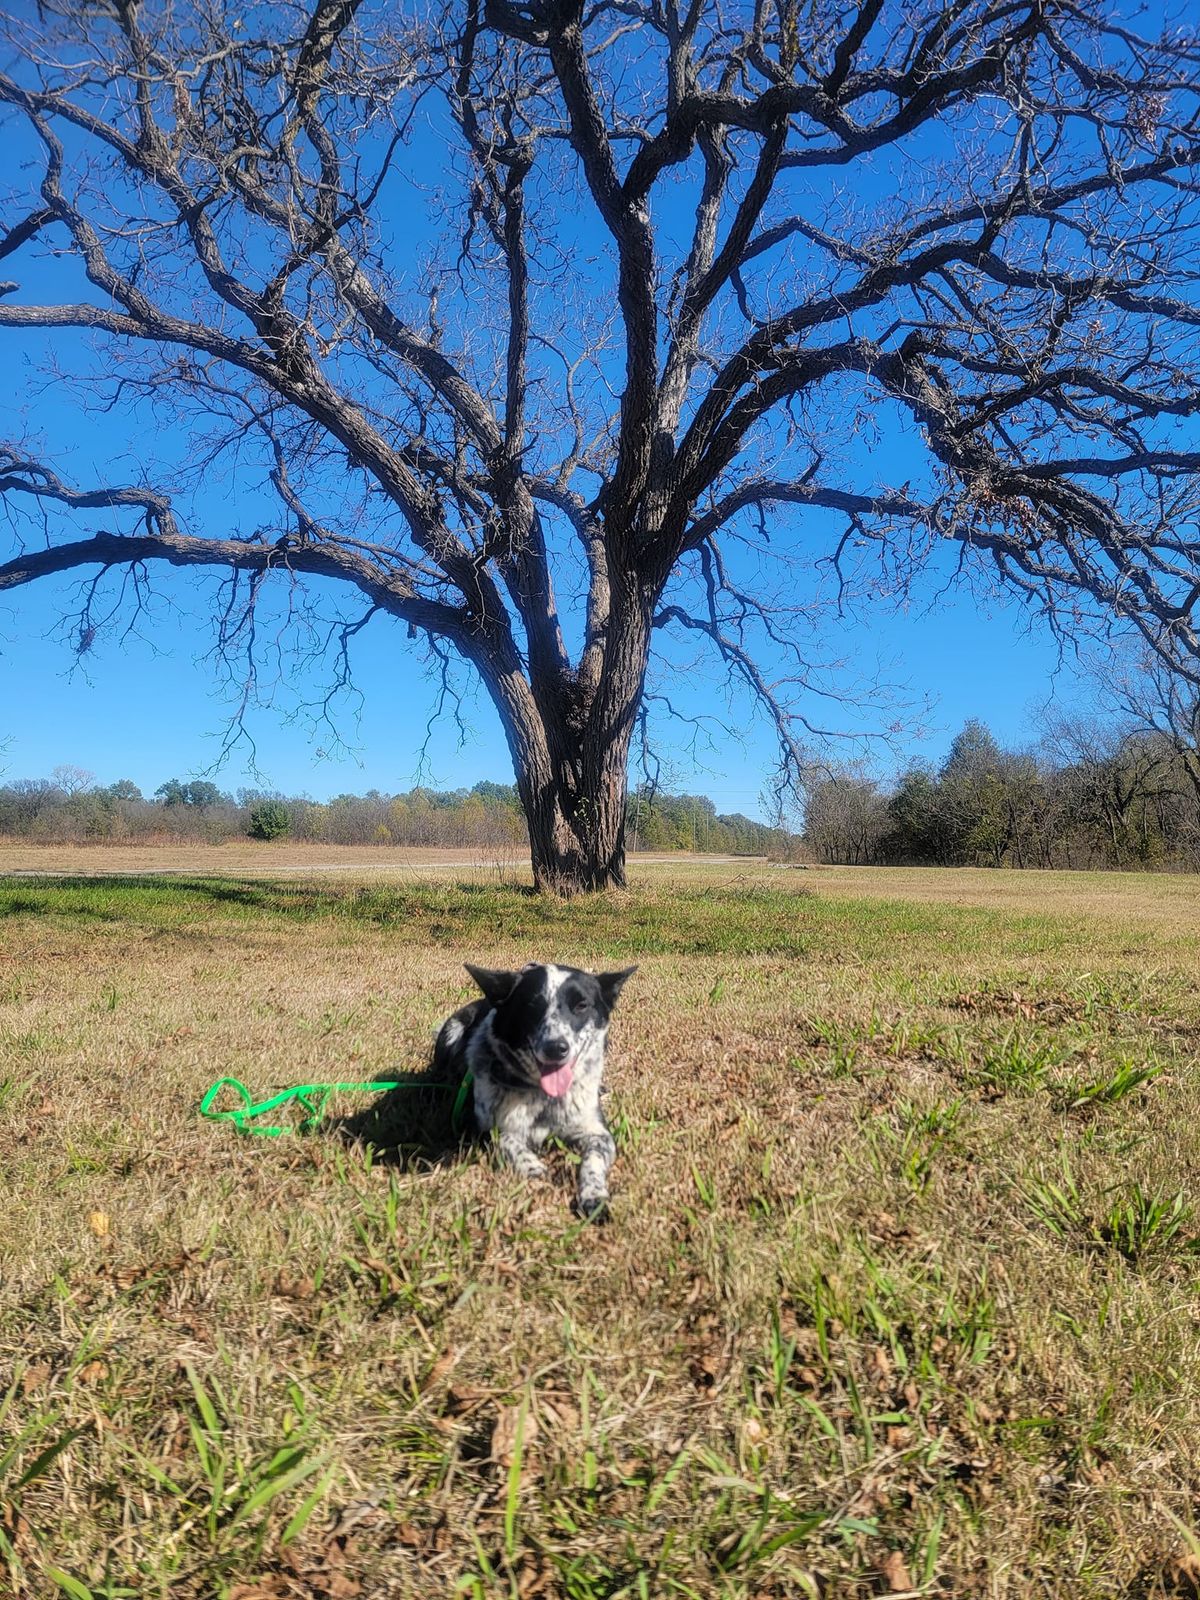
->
[434, 962, 637, 1219]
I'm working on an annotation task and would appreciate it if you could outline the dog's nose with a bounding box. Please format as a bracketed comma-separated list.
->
[541, 1038, 570, 1061]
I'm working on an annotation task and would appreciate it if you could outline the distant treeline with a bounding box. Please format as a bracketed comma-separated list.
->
[19, 715, 1196, 869]
[0, 768, 789, 856]
[804, 719, 1200, 869]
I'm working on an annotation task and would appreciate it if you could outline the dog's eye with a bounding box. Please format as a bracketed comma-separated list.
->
[571, 998, 589, 1016]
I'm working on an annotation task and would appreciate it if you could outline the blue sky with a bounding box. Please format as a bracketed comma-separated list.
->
[0, 19, 1103, 817]
[1, 550, 1089, 812]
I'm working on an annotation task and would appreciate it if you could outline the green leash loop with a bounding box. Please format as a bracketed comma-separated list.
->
[199, 1073, 474, 1138]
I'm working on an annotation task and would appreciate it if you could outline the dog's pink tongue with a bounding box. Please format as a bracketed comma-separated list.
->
[539, 1063, 574, 1098]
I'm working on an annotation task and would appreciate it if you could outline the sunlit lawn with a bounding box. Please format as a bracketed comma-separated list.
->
[2, 858, 1200, 1598]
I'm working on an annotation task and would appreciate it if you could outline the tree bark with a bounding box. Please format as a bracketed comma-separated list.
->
[521, 752, 628, 894]
[502, 579, 652, 893]
[514, 723, 635, 893]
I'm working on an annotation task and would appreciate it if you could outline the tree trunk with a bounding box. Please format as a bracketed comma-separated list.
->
[490, 582, 652, 894]
[521, 739, 629, 894]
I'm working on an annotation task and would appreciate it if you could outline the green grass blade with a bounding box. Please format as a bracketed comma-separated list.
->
[279, 1464, 338, 1549]
[15, 1425, 89, 1489]
[230, 1451, 330, 1529]
[44, 1569, 94, 1600]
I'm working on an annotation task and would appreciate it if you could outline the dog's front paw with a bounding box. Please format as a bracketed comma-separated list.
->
[574, 1192, 610, 1224]
[497, 1135, 549, 1181]
[511, 1153, 548, 1181]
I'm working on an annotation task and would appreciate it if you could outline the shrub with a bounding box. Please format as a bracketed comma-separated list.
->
[247, 799, 291, 841]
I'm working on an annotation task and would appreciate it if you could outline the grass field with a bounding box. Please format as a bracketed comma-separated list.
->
[2, 855, 1200, 1599]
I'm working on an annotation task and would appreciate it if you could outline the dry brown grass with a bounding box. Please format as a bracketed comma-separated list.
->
[0, 842, 742, 878]
[2, 859, 1200, 1599]
[0, 840, 526, 878]
[791, 862, 1200, 928]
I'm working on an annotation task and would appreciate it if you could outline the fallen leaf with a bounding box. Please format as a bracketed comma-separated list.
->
[421, 1348, 458, 1389]
[442, 1384, 492, 1419]
[539, 1393, 579, 1432]
[322, 1499, 383, 1548]
[21, 1362, 52, 1394]
[688, 1352, 719, 1391]
[1162, 1552, 1200, 1598]
[77, 1359, 109, 1385]
[352, 1255, 404, 1295]
[100, 1250, 194, 1292]
[88, 1210, 110, 1239]
[517, 1557, 555, 1597]
[0, 1504, 32, 1557]
[1164, 1561, 1200, 1600]
[790, 1325, 822, 1359]
[881, 1550, 914, 1593]
[491, 1399, 539, 1467]
[162, 1410, 190, 1458]
[274, 1271, 315, 1300]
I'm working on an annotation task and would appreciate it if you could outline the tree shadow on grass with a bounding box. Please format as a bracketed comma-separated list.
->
[0, 874, 330, 919]
[0, 874, 543, 930]
[451, 880, 540, 899]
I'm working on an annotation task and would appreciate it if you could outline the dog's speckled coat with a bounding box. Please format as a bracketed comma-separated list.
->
[434, 962, 636, 1218]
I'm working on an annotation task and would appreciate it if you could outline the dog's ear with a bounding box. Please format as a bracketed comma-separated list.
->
[465, 963, 521, 1006]
[597, 966, 638, 1010]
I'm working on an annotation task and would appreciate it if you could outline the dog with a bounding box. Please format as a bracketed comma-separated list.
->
[434, 962, 637, 1219]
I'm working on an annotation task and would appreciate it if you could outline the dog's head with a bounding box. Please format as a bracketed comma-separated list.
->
[464, 962, 637, 1100]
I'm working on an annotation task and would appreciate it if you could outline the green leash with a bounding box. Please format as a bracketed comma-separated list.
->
[199, 1073, 474, 1138]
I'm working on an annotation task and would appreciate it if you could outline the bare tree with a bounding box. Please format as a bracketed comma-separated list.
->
[2, 1, 1200, 891]
[1096, 646, 1200, 809]
[802, 763, 889, 864]
[1039, 710, 1176, 865]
